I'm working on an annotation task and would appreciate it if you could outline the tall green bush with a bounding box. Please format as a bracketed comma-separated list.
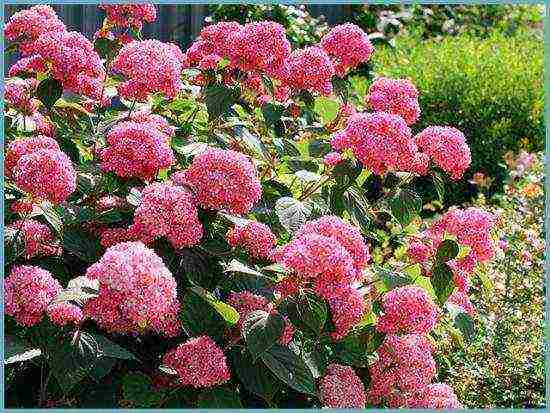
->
[370, 30, 544, 205]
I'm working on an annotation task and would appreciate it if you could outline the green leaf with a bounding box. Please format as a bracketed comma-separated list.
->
[36, 77, 63, 109]
[476, 269, 494, 292]
[88, 357, 117, 382]
[122, 372, 164, 408]
[180, 290, 227, 340]
[40, 204, 63, 235]
[333, 334, 369, 367]
[342, 186, 373, 233]
[314, 97, 339, 124]
[197, 387, 243, 408]
[435, 239, 460, 263]
[5, 336, 42, 364]
[390, 189, 422, 226]
[454, 313, 475, 341]
[63, 227, 102, 263]
[204, 84, 239, 120]
[260, 344, 316, 395]
[432, 171, 445, 202]
[332, 76, 351, 103]
[243, 310, 285, 361]
[275, 197, 311, 234]
[231, 349, 281, 402]
[91, 333, 137, 360]
[190, 286, 240, 326]
[375, 266, 411, 290]
[281, 292, 327, 336]
[262, 102, 285, 128]
[431, 263, 455, 305]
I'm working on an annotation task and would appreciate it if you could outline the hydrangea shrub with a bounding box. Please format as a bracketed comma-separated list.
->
[4, 4, 499, 408]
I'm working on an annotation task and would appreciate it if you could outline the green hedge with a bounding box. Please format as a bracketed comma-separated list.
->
[370, 30, 544, 205]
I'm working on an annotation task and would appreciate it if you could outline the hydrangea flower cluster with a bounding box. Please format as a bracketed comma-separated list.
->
[99, 223, 154, 248]
[415, 126, 471, 180]
[368, 334, 437, 407]
[5, 265, 62, 327]
[366, 77, 421, 126]
[99, 4, 157, 30]
[407, 383, 462, 408]
[319, 363, 366, 408]
[376, 286, 439, 334]
[162, 336, 230, 388]
[13, 148, 77, 204]
[226, 291, 295, 345]
[7, 219, 61, 259]
[4, 5, 66, 54]
[173, 148, 261, 215]
[84, 242, 180, 336]
[331, 112, 429, 176]
[111, 40, 186, 101]
[320, 23, 374, 77]
[273, 216, 369, 340]
[5, 78, 39, 114]
[281, 46, 335, 96]
[185, 21, 242, 68]
[134, 182, 203, 249]
[226, 221, 276, 260]
[100, 120, 175, 180]
[47, 302, 84, 327]
[5, 135, 60, 179]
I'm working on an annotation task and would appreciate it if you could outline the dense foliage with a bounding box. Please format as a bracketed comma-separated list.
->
[3, 4, 531, 409]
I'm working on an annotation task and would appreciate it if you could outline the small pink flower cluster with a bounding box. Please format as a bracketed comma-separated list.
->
[162, 336, 230, 387]
[173, 148, 262, 215]
[7, 219, 61, 259]
[129, 110, 177, 137]
[319, 363, 366, 408]
[47, 302, 84, 327]
[4, 5, 66, 54]
[99, 222, 154, 248]
[416, 126, 471, 180]
[367, 77, 421, 126]
[5, 265, 62, 327]
[100, 120, 175, 181]
[111, 40, 186, 101]
[186, 22, 241, 68]
[84, 242, 180, 336]
[134, 182, 203, 249]
[406, 383, 462, 408]
[376, 286, 439, 334]
[226, 221, 276, 260]
[320, 23, 374, 77]
[99, 4, 157, 30]
[272, 216, 369, 340]
[281, 46, 335, 96]
[5, 135, 60, 179]
[227, 291, 295, 345]
[12, 145, 76, 204]
[331, 112, 429, 176]
[5, 78, 39, 113]
[323, 152, 343, 167]
[368, 334, 437, 407]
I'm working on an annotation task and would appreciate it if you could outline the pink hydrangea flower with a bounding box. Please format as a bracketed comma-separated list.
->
[7, 219, 61, 259]
[99, 223, 154, 248]
[5, 78, 39, 113]
[331, 112, 429, 176]
[282, 46, 335, 96]
[319, 363, 366, 408]
[13, 148, 76, 204]
[99, 4, 157, 30]
[368, 334, 436, 406]
[84, 242, 180, 336]
[173, 148, 261, 215]
[111, 40, 186, 101]
[129, 111, 176, 137]
[100, 121, 175, 180]
[377, 286, 439, 334]
[31, 112, 56, 137]
[415, 126, 471, 180]
[447, 291, 475, 315]
[26, 31, 106, 100]
[8, 55, 46, 78]
[5, 265, 62, 327]
[5, 5, 66, 54]
[324, 286, 365, 341]
[296, 215, 370, 278]
[320, 23, 374, 77]
[5, 135, 60, 179]
[407, 383, 463, 408]
[323, 152, 343, 167]
[407, 240, 434, 264]
[367, 77, 421, 125]
[186, 22, 241, 68]
[226, 221, 276, 260]
[134, 182, 203, 249]
[47, 302, 84, 327]
[162, 336, 230, 387]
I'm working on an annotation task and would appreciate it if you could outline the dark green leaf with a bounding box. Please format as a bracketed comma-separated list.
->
[88, 357, 116, 382]
[243, 310, 284, 361]
[433, 171, 445, 202]
[36, 78, 62, 109]
[197, 387, 243, 408]
[454, 313, 475, 341]
[435, 239, 460, 263]
[231, 348, 281, 402]
[375, 266, 411, 290]
[122, 372, 164, 408]
[63, 228, 102, 263]
[5, 335, 41, 364]
[204, 84, 239, 120]
[390, 189, 422, 226]
[262, 102, 285, 128]
[332, 76, 351, 103]
[281, 292, 327, 336]
[431, 263, 455, 305]
[343, 186, 373, 233]
[180, 290, 227, 340]
[91, 333, 137, 360]
[260, 344, 316, 395]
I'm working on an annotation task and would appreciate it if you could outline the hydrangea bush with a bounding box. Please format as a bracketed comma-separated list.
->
[4, 5, 498, 408]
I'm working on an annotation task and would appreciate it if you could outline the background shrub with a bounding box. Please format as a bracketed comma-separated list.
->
[370, 30, 544, 205]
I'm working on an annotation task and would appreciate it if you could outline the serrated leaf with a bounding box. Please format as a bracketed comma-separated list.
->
[275, 197, 311, 234]
[390, 189, 422, 226]
[242, 310, 284, 361]
[281, 292, 327, 336]
[435, 239, 460, 263]
[431, 263, 455, 305]
[204, 84, 238, 120]
[260, 344, 316, 395]
[36, 77, 63, 109]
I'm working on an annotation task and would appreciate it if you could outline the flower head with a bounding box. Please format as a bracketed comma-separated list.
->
[282, 46, 335, 96]
[367, 77, 420, 125]
[5, 135, 60, 179]
[7, 219, 61, 259]
[47, 302, 84, 327]
[99, 4, 157, 30]
[226, 221, 276, 260]
[319, 363, 366, 408]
